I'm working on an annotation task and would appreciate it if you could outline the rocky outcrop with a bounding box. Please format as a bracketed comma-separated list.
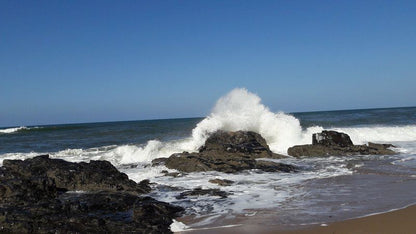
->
[0, 155, 183, 233]
[2, 154, 149, 194]
[288, 130, 396, 157]
[198, 131, 280, 158]
[154, 131, 296, 173]
[312, 130, 353, 147]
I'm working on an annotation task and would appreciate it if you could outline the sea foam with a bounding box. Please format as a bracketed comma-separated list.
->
[95, 88, 416, 165]
[0, 126, 27, 134]
[2, 88, 416, 166]
[98, 88, 321, 164]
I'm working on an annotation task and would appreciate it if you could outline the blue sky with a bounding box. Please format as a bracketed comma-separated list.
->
[1, 0, 415, 127]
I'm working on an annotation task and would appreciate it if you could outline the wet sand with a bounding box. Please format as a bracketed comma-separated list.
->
[281, 204, 416, 234]
[179, 204, 416, 234]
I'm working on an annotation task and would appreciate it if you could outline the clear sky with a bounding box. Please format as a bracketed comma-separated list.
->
[1, 0, 415, 127]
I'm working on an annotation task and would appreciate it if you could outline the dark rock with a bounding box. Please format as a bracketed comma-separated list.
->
[161, 170, 186, 178]
[288, 131, 396, 157]
[198, 131, 280, 158]
[0, 166, 58, 204]
[0, 155, 183, 234]
[254, 159, 297, 172]
[2, 155, 150, 194]
[162, 152, 295, 173]
[208, 179, 234, 186]
[164, 172, 183, 177]
[368, 142, 396, 150]
[176, 187, 230, 199]
[153, 131, 296, 173]
[0, 191, 183, 233]
[312, 130, 353, 147]
[133, 196, 184, 229]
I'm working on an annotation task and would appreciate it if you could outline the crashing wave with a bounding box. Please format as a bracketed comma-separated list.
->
[0, 126, 28, 134]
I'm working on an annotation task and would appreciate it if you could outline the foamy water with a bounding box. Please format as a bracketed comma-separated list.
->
[1, 88, 415, 231]
[0, 126, 28, 134]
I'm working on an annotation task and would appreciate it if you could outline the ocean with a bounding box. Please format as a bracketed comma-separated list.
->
[1, 89, 416, 231]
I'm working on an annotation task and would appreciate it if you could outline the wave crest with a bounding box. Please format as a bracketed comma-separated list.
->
[2, 88, 415, 166]
[0, 126, 28, 134]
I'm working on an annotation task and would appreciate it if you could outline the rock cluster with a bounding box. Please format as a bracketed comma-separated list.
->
[0, 155, 183, 233]
[2, 154, 149, 194]
[0, 130, 397, 232]
[154, 131, 296, 173]
[288, 130, 396, 157]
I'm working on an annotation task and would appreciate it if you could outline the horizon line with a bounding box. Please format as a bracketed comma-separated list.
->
[1, 105, 415, 129]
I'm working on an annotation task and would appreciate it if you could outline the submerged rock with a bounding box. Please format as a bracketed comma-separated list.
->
[0, 155, 183, 233]
[161, 170, 186, 178]
[176, 187, 230, 199]
[208, 178, 234, 186]
[288, 131, 396, 157]
[154, 131, 296, 173]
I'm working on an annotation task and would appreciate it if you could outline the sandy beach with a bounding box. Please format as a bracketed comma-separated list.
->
[182, 204, 416, 234]
[282, 204, 416, 234]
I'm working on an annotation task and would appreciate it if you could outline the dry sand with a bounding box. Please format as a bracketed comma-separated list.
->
[179, 205, 416, 234]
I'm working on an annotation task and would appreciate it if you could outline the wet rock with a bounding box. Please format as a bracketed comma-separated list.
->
[368, 142, 395, 150]
[208, 179, 234, 186]
[154, 131, 296, 173]
[0, 155, 183, 234]
[0, 166, 58, 204]
[198, 131, 281, 158]
[133, 196, 184, 230]
[312, 130, 353, 147]
[162, 152, 295, 173]
[161, 170, 186, 177]
[254, 159, 297, 172]
[176, 187, 230, 199]
[2, 155, 150, 194]
[288, 131, 396, 157]
[0, 192, 183, 233]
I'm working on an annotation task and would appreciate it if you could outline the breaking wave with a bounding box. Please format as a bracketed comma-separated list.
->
[0, 126, 28, 134]
[92, 88, 415, 165]
[332, 126, 416, 145]
[2, 88, 415, 166]
[111, 88, 416, 164]
[96, 88, 319, 164]
[0, 126, 44, 134]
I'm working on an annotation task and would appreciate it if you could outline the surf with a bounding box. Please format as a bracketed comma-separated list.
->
[95, 88, 416, 165]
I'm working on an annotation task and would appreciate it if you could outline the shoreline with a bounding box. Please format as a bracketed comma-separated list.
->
[282, 204, 416, 234]
[178, 204, 416, 234]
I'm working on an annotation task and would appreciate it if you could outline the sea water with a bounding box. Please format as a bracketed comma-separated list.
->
[1, 88, 415, 231]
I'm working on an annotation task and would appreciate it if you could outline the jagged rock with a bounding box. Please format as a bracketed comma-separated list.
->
[209, 179, 234, 186]
[312, 130, 353, 147]
[176, 187, 230, 199]
[0, 166, 58, 203]
[288, 131, 396, 157]
[161, 151, 296, 173]
[0, 155, 183, 234]
[153, 131, 296, 173]
[198, 131, 280, 158]
[2, 155, 150, 194]
[0, 192, 183, 233]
